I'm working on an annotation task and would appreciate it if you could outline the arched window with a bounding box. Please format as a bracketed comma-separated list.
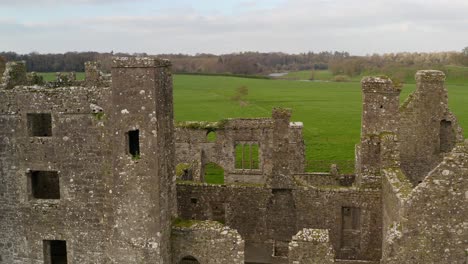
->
[206, 131, 216, 142]
[179, 255, 200, 264]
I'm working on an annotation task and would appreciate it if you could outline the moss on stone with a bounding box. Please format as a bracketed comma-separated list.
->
[385, 167, 413, 197]
[400, 93, 415, 110]
[93, 112, 106, 120]
[175, 119, 229, 131]
[172, 218, 199, 228]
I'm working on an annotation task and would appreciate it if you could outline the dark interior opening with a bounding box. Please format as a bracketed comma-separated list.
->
[128, 130, 140, 158]
[27, 113, 52, 137]
[342, 207, 361, 230]
[43, 240, 67, 264]
[211, 202, 226, 224]
[273, 241, 289, 257]
[190, 198, 198, 204]
[440, 120, 455, 153]
[179, 256, 200, 264]
[31, 171, 60, 199]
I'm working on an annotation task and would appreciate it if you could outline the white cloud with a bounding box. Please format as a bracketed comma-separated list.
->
[0, 0, 467, 54]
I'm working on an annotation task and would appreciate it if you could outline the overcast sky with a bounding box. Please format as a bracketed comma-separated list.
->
[1, 0, 467, 55]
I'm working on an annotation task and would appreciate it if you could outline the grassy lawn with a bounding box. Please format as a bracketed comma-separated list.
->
[36, 70, 467, 175]
[173, 74, 468, 164]
[280, 70, 333, 81]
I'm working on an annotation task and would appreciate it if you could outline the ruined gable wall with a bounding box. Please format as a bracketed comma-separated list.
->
[0, 85, 114, 263]
[381, 141, 468, 264]
[175, 116, 305, 184]
[176, 183, 382, 263]
[399, 70, 464, 185]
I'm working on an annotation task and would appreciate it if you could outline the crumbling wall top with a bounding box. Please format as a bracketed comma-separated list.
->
[415, 70, 445, 83]
[272, 107, 292, 120]
[112, 57, 171, 68]
[2, 61, 27, 89]
[361, 76, 400, 94]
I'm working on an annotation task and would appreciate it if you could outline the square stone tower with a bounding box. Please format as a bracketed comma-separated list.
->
[109, 57, 176, 263]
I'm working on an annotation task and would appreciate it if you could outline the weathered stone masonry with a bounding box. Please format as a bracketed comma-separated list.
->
[174, 110, 305, 184]
[0, 57, 176, 263]
[0, 58, 466, 264]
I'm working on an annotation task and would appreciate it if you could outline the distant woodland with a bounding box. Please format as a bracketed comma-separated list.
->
[1, 48, 467, 78]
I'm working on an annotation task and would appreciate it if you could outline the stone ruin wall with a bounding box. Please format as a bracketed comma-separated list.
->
[372, 71, 467, 264]
[288, 229, 335, 264]
[176, 182, 382, 263]
[0, 57, 466, 264]
[0, 57, 176, 263]
[175, 113, 305, 184]
[381, 141, 468, 264]
[398, 70, 464, 185]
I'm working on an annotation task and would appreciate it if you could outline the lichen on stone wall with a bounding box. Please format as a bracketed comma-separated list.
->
[383, 167, 413, 198]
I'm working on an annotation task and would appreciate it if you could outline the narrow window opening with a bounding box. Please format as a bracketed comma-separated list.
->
[43, 240, 67, 264]
[30, 171, 60, 199]
[128, 130, 140, 158]
[210, 202, 226, 224]
[440, 120, 455, 153]
[27, 113, 52, 137]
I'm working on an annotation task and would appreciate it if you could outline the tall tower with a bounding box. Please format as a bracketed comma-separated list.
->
[109, 57, 176, 263]
[356, 77, 401, 187]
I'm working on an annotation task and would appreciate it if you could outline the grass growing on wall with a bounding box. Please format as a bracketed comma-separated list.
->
[38, 72, 85, 82]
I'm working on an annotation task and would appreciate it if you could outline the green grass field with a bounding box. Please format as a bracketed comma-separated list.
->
[37, 70, 467, 168]
[173, 74, 468, 164]
[281, 70, 334, 81]
[281, 66, 468, 85]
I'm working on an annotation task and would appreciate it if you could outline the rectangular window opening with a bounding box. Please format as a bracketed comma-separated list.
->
[27, 113, 52, 137]
[30, 171, 60, 199]
[43, 240, 67, 264]
[235, 142, 260, 170]
[128, 130, 140, 158]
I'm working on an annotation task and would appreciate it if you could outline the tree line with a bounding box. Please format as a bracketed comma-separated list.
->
[1, 49, 467, 78]
[0, 51, 348, 74]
